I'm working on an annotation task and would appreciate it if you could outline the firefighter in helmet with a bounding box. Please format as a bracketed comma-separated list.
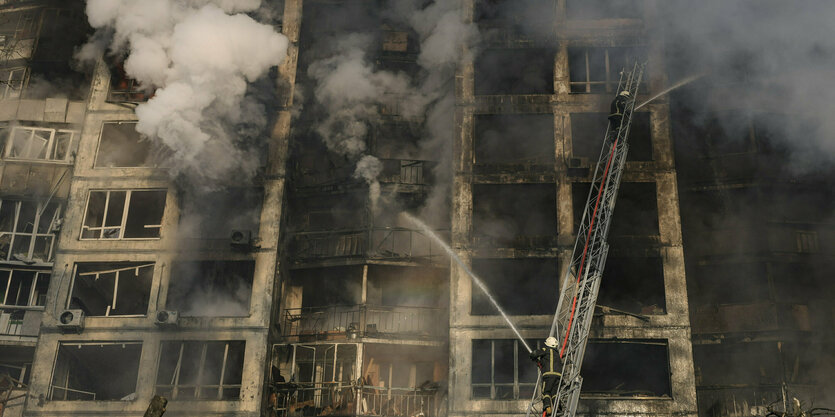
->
[608, 90, 632, 140]
[530, 337, 562, 416]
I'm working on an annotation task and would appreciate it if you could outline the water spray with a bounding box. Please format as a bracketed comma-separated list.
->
[402, 212, 532, 353]
[634, 73, 705, 110]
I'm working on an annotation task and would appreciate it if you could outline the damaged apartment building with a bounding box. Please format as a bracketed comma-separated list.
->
[1, 0, 283, 416]
[1, 1, 833, 417]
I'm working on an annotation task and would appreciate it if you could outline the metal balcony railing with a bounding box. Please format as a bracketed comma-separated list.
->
[272, 382, 442, 417]
[282, 305, 447, 341]
[289, 228, 449, 263]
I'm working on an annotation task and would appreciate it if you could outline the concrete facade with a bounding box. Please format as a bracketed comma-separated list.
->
[447, 1, 697, 416]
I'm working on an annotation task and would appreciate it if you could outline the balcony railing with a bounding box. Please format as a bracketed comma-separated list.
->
[282, 305, 447, 341]
[290, 228, 449, 264]
[0, 305, 42, 337]
[272, 382, 442, 417]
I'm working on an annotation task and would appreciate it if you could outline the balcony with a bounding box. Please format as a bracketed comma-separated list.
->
[273, 381, 442, 417]
[0, 305, 42, 338]
[281, 305, 447, 341]
[289, 228, 449, 264]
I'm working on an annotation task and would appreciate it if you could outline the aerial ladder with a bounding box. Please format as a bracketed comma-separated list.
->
[526, 63, 645, 417]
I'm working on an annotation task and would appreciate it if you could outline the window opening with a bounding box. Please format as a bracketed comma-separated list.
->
[3, 126, 77, 162]
[0, 199, 61, 263]
[80, 190, 166, 239]
[67, 262, 154, 316]
[50, 342, 142, 401]
[568, 47, 646, 94]
[155, 341, 246, 400]
[472, 339, 541, 399]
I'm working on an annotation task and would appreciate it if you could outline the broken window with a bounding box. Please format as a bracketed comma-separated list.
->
[3, 126, 77, 162]
[472, 184, 557, 247]
[597, 254, 665, 315]
[67, 262, 154, 317]
[582, 339, 671, 397]
[50, 342, 142, 401]
[95, 122, 170, 168]
[1, 268, 48, 336]
[0, 198, 61, 263]
[471, 258, 558, 315]
[475, 0, 554, 39]
[568, 47, 646, 94]
[572, 182, 658, 236]
[284, 343, 358, 413]
[475, 48, 554, 95]
[0, 67, 26, 99]
[155, 341, 245, 400]
[367, 265, 445, 308]
[80, 189, 166, 239]
[178, 187, 263, 240]
[293, 343, 357, 384]
[107, 58, 149, 102]
[472, 339, 541, 399]
[292, 266, 362, 308]
[1, 268, 49, 306]
[167, 260, 254, 317]
[566, 0, 643, 20]
[570, 112, 652, 161]
[0, 346, 35, 386]
[474, 114, 555, 165]
[693, 342, 781, 387]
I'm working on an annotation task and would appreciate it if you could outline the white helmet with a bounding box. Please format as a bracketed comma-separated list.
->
[619, 90, 631, 97]
[545, 337, 558, 348]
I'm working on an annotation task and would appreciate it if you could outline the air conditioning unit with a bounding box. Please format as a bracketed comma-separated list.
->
[230, 229, 253, 250]
[155, 310, 179, 327]
[58, 309, 84, 333]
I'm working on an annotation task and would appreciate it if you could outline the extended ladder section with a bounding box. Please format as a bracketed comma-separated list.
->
[526, 63, 645, 417]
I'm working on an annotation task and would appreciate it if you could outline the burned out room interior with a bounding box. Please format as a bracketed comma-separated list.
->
[0, 1, 833, 417]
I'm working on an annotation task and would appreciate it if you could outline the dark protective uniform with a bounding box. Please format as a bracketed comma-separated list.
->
[530, 346, 562, 415]
[608, 93, 630, 141]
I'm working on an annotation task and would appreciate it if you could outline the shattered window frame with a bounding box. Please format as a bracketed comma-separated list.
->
[3, 126, 78, 163]
[107, 58, 150, 103]
[80, 189, 167, 240]
[0, 267, 50, 306]
[94, 121, 171, 168]
[0, 198, 62, 263]
[49, 341, 143, 401]
[471, 339, 541, 400]
[0, 67, 27, 99]
[155, 340, 246, 401]
[568, 46, 646, 94]
[65, 262, 155, 317]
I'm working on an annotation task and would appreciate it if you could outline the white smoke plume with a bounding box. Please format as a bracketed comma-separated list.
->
[302, 0, 478, 223]
[306, 32, 413, 213]
[79, 0, 289, 184]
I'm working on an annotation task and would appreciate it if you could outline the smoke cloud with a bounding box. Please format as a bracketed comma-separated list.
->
[79, 0, 289, 185]
[661, 0, 835, 171]
[298, 0, 477, 223]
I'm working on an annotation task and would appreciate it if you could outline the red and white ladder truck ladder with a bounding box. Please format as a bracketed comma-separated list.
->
[526, 62, 645, 417]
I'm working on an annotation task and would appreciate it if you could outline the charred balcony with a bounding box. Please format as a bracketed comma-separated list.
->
[281, 304, 447, 342]
[288, 227, 449, 266]
[281, 265, 448, 342]
[270, 342, 447, 417]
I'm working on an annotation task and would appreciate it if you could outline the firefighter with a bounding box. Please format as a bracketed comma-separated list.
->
[530, 337, 562, 416]
[608, 90, 632, 140]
